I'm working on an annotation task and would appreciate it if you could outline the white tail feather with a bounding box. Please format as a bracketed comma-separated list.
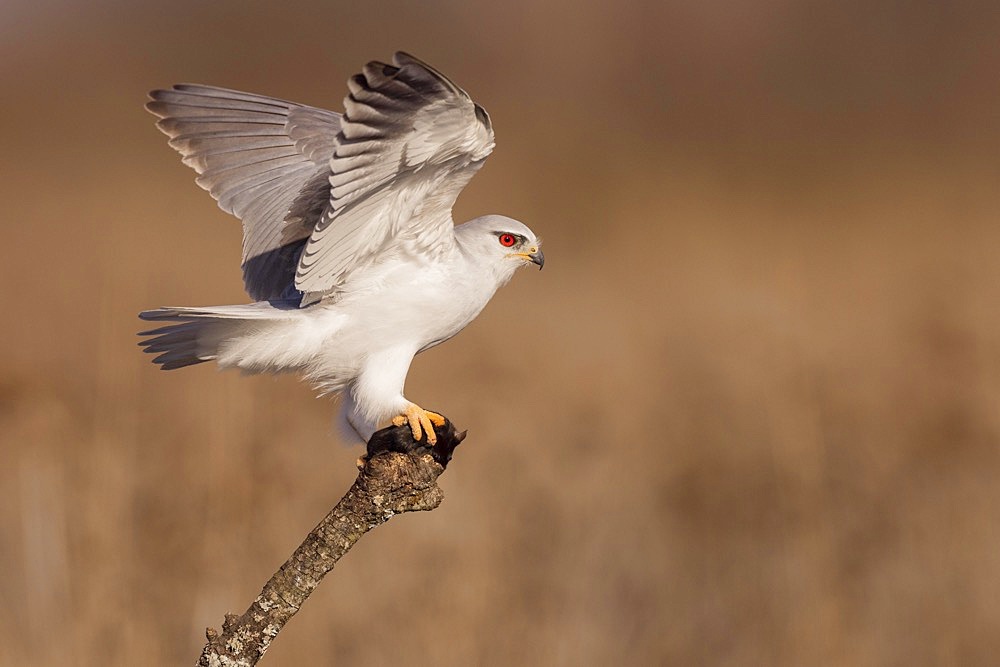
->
[138, 301, 301, 371]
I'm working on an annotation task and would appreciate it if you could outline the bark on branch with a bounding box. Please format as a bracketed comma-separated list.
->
[197, 418, 466, 667]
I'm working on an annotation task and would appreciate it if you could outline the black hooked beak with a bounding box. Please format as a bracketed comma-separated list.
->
[529, 249, 545, 270]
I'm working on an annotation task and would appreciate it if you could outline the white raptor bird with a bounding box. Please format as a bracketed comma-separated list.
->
[139, 52, 543, 444]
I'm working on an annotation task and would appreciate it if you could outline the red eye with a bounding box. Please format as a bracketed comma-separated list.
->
[499, 233, 517, 247]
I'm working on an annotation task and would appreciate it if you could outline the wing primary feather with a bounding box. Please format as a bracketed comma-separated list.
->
[148, 103, 289, 123]
[194, 155, 308, 192]
[149, 89, 291, 114]
[182, 145, 300, 172]
[168, 84, 296, 107]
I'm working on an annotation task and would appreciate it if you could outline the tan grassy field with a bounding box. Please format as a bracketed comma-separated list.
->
[2, 1, 1000, 664]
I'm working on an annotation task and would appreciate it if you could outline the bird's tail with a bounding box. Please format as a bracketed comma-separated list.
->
[137, 300, 301, 371]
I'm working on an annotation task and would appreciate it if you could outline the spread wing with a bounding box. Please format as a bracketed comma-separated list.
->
[146, 85, 341, 301]
[295, 52, 495, 305]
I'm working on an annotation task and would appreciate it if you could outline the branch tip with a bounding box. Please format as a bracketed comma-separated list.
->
[196, 413, 465, 666]
[365, 413, 466, 468]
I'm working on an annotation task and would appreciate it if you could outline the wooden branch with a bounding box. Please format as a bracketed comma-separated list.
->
[197, 417, 466, 667]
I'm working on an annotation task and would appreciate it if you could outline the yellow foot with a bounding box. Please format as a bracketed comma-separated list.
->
[392, 404, 446, 445]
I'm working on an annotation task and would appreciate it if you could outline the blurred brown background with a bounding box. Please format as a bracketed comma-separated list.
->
[2, 0, 1000, 664]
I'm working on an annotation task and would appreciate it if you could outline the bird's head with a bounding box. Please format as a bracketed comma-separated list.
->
[457, 215, 544, 280]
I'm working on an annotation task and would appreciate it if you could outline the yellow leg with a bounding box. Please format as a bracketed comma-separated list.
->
[392, 404, 446, 444]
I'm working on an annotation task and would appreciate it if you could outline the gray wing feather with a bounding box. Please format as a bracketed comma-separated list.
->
[146, 84, 341, 300]
[295, 52, 495, 304]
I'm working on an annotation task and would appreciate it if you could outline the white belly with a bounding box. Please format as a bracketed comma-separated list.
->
[302, 253, 493, 389]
